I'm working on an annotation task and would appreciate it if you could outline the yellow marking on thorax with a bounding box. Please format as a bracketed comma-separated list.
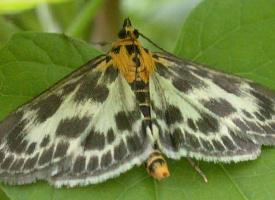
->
[109, 39, 155, 83]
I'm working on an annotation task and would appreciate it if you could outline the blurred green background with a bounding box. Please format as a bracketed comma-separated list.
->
[0, 0, 201, 51]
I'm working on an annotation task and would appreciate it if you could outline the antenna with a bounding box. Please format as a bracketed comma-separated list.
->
[139, 32, 173, 56]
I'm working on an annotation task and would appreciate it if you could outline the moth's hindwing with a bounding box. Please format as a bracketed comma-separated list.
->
[0, 55, 153, 187]
[151, 52, 275, 162]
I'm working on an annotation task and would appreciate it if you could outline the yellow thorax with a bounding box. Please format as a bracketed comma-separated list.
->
[107, 18, 155, 83]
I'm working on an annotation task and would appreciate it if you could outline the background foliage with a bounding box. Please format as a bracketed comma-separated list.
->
[0, 0, 275, 200]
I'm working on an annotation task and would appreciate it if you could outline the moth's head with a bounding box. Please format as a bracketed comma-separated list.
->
[118, 18, 139, 40]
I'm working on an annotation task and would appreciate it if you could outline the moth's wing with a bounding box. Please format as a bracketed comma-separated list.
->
[150, 52, 275, 162]
[0, 55, 154, 187]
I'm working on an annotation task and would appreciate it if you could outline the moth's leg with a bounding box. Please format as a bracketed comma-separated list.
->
[187, 158, 208, 183]
[145, 150, 170, 180]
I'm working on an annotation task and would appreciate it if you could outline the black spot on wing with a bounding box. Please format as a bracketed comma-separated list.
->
[115, 112, 131, 131]
[104, 66, 118, 83]
[164, 105, 183, 125]
[233, 118, 249, 131]
[73, 156, 86, 173]
[196, 113, 219, 134]
[171, 128, 184, 150]
[251, 89, 274, 120]
[39, 145, 54, 166]
[242, 110, 253, 118]
[54, 141, 69, 158]
[114, 141, 127, 161]
[40, 135, 50, 147]
[259, 108, 272, 120]
[187, 118, 197, 132]
[91, 85, 109, 102]
[107, 129, 115, 144]
[229, 130, 257, 151]
[151, 101, 163, 118]
[26, 142, 36, 155]
[152, 119, 172, 148]
[212, 140, 225, 151]
[0, 150, 4, 161]
[126, 134, 142, 153]
[233, 118, 263, 133]
[87, 156, 99, 171]
[171, 65, 207, 92]
[10, 158, 24, 171]
[74, 71, 109, 103]
[200, 139, 214, 151]
[270, 122, 275, 130]
[14, 140, 28, 154]
[250, 82, 275, 101]
[259, 104, 274, 121]
[191, 67, 210, 78]
[62, 81, 79, 96]
[243, 120, 262, 133]
[100, 151, 112, 168]
[23, 153, 39, 170]
[75, 71, 100, 99]
[172, 79, 192, 93]
[203, 98, 236, 117]
[159, 130, 173, 149]
[262, 124, 275, 134]
[0, 111, 23, 142]
[33, 95, 63, 123]
[221, 136, 236, 151]
[185, 131, 200, 149]
[155, 62, 170, 79]
[83, 129, 105, 150]
[254, 112, 265, 121]
[6, 119, 27, 153]
[56, 116, 90, 138]
[1, 155, 14, 169]
[212, 74, 241, 95]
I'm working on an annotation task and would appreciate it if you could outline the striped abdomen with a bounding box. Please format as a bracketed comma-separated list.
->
[145, 150, 170, 180]
[131, 80, 151, 123]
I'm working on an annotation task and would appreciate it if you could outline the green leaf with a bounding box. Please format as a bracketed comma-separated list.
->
[0, 17, 20, 49]
[175, 0, 275, 89]
[0, 0, 71, 14]
[0, 186, 9, 200]
[6, 9, 43, 32]
[0, 32, 100, 119]
[1, 0, 275, 200]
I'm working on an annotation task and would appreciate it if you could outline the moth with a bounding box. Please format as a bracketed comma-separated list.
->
[0, 18, 275, 187]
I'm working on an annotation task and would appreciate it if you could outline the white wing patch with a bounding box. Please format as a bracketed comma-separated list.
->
[0, 56, 154, 187]
[150, 53, 275, 162]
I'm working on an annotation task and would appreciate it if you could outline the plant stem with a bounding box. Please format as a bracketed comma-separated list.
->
[36, 3, 61, 32]
[66, 0, 104, 38]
